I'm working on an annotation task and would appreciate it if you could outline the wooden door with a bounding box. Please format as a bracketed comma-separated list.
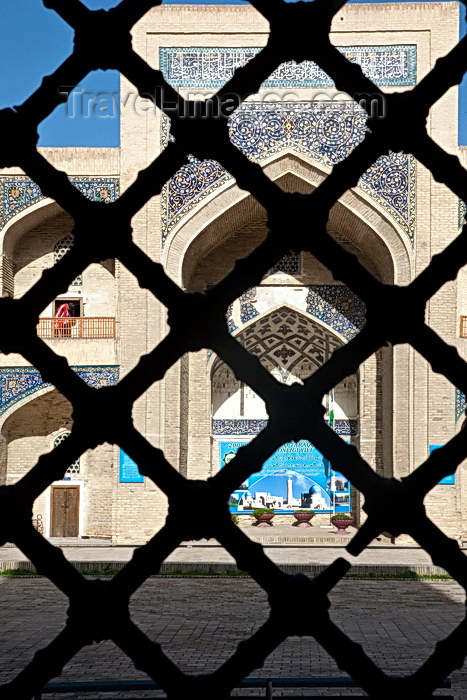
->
[51, 486, 79, 537]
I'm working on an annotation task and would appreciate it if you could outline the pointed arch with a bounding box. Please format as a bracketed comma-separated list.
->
[0, 200, 61, 260]
[0, 384, 60, 432]
[162, 151, 412, 288]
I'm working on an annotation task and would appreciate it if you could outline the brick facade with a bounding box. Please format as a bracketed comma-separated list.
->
[0, 2, 464, 542]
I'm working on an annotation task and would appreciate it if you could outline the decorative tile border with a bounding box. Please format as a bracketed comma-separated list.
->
[456, 388, 466, 422]
[0, 177, 119, 232]
[212, 418, 358, 436]
[306, 285, 366, 341]
[0, 366, 119, 416]
[162, 103, 415, 245]
[459, 199, 467, 229]
[160, 45, 417, 88]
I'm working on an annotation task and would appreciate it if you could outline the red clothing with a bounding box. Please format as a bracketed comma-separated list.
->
[54, 303, 72, 334]
[55, 303, 71, 318]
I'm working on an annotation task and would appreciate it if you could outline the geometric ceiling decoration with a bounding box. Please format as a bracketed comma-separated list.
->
[235, 306, 344, 378]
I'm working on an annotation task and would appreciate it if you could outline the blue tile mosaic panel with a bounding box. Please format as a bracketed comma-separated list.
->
[359, 152, 415, 238]
[456, 388, 466, 422]
[0, 366, 119, 416]
[160, 45, 417, 88]
[228, 103, 368, 164]
[225, 303, 237, 333]
[239, 288, 259, 324]
[306, 285, 366, 341]
[0, 177, 119, 232]
[161, 103, 415, 245]
[161, 154, 229, 239]
[212, 418, 358, 436]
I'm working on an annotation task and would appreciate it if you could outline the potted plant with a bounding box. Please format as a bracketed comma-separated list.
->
[252, 508, 275, 527]
[293, 510, 315, 527]
[330, 512, 355, 534]
[231, 513, 239, 525]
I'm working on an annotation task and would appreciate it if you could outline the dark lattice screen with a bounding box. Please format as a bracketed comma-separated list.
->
[1, 0, 467, 697]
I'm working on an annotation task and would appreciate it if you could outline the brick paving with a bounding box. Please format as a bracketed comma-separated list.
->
[0, 577, 464, 698]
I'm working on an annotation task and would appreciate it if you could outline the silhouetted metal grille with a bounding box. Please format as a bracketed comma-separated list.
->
[1, 0, 467, 697]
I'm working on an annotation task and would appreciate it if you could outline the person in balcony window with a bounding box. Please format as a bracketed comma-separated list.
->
[54, 302, 71, 337]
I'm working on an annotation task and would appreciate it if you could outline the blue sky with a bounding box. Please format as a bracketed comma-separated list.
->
[0, 0, 466, 146]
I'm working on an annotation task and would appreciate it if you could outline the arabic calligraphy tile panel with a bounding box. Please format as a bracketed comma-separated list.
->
[160, 45, 417, 88]
[0, 366, 120, 416]
[212, 419, 269, 436]
[0, 177, 119, 231]
[162, 103, 415, 245]
[306, 285, 366, 341]
[212, 418, 358, 436]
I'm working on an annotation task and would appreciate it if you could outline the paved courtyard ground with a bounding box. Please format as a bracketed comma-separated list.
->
[0, 576, 464, 698]
[0, 539, 457, 576]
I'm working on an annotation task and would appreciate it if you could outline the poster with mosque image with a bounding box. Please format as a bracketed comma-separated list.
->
[219, 439, 351, 514]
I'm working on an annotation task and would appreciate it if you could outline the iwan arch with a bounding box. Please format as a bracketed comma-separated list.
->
[0, 1, 466, 541]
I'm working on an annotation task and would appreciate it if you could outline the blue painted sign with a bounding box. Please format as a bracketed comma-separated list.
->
[429, 445, 455, 485]
[220, 440, 350, 513]
[119, 449, 144, 483]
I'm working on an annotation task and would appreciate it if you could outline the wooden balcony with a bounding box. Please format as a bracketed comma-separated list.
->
[38, 317, 116, 339]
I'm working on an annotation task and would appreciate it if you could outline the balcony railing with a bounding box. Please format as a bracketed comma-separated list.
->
[38, 317, 116, 339]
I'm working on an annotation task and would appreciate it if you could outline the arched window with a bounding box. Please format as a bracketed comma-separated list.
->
[54, 235, 83, 287]
[53, 431, 80, 476]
